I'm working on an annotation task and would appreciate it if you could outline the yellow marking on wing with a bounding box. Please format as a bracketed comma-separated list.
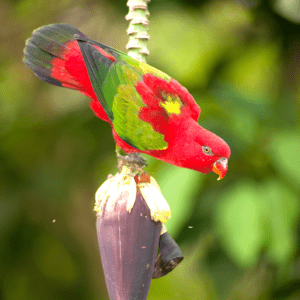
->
[160, 92, 182, 116]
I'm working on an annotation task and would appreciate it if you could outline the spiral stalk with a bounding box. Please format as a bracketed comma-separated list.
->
[126, 0, 150, 63]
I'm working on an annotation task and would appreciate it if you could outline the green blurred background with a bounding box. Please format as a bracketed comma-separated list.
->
[1, 0, 300, 299]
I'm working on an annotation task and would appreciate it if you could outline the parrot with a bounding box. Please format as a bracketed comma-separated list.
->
[23, 24, 230, 179]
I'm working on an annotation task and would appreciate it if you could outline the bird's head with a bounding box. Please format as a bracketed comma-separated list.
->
[191, 125, 231, 180]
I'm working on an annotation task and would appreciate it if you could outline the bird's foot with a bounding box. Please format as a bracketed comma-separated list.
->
[117, 152, 147, 171]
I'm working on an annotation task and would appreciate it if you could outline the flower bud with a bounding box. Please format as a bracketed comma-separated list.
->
[94, 168, 171, 300]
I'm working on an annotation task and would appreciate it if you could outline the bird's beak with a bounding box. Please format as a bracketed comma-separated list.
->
[212, 158, 228, 180]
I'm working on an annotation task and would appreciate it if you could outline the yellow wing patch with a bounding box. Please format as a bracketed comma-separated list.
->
[160, 92, 182, 116]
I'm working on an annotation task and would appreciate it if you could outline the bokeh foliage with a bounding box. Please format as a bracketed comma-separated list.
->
[1, 0, 300, 299]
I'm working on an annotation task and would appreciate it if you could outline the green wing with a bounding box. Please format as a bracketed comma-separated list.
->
[111, 66, 168, 151]
[77, 37, 169, 151]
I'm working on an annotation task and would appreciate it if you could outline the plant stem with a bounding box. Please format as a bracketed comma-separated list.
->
[126, 0, 150, 63]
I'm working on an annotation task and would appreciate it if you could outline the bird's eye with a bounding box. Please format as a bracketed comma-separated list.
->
[202, 146, 213, 155]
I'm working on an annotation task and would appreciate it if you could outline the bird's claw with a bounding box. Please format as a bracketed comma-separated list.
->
[117, 153, 147, 169]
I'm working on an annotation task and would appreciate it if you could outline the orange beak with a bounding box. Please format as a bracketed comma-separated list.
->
[212, 158, 228, 180]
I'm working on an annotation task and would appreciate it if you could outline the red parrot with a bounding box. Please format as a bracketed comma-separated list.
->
[23, 24, 230, 179]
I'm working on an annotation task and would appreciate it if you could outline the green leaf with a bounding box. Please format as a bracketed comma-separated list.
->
[155, 166, 203, 236]
[149, 2, 252, 89]
[215, 182, 265, 267]
[33, 234, 79, 282]
[227, 108, 258, 145]
[215, 179, 300, 269]
[260, 180, 300, 266]
[269, 129, 300, 186]
[149, 244, 217, 300]
[221, 41, 280, 103]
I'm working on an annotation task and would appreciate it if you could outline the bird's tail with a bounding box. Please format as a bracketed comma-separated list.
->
[23, 23, 109, 121]
[24, 24, 95, 96]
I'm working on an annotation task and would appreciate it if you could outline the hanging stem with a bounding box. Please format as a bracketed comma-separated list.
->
[126, 0, 150, 63]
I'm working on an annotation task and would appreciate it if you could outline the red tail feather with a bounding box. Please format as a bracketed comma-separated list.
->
[50, 40, 110, 122]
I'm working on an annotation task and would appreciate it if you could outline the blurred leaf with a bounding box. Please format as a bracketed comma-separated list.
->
[269, 129, 300, 187]
[215, 182, 265, 267]
[149, 7, 207, 87]
[221, 41, 281, 103]
[0, 195, 20, 236]
[149, 243, 217, 300]
[274, 0, 300, 23]
[260, 180, 300, 266]
[216, 179, 300, 270]
[3, 269, 36, 300]
[210, 82, 276, 124]
[155, 165, 203, 236]
[149, 2, 252, 89]
[226, 108, 258, 146]
[33, 233, 79, 282]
